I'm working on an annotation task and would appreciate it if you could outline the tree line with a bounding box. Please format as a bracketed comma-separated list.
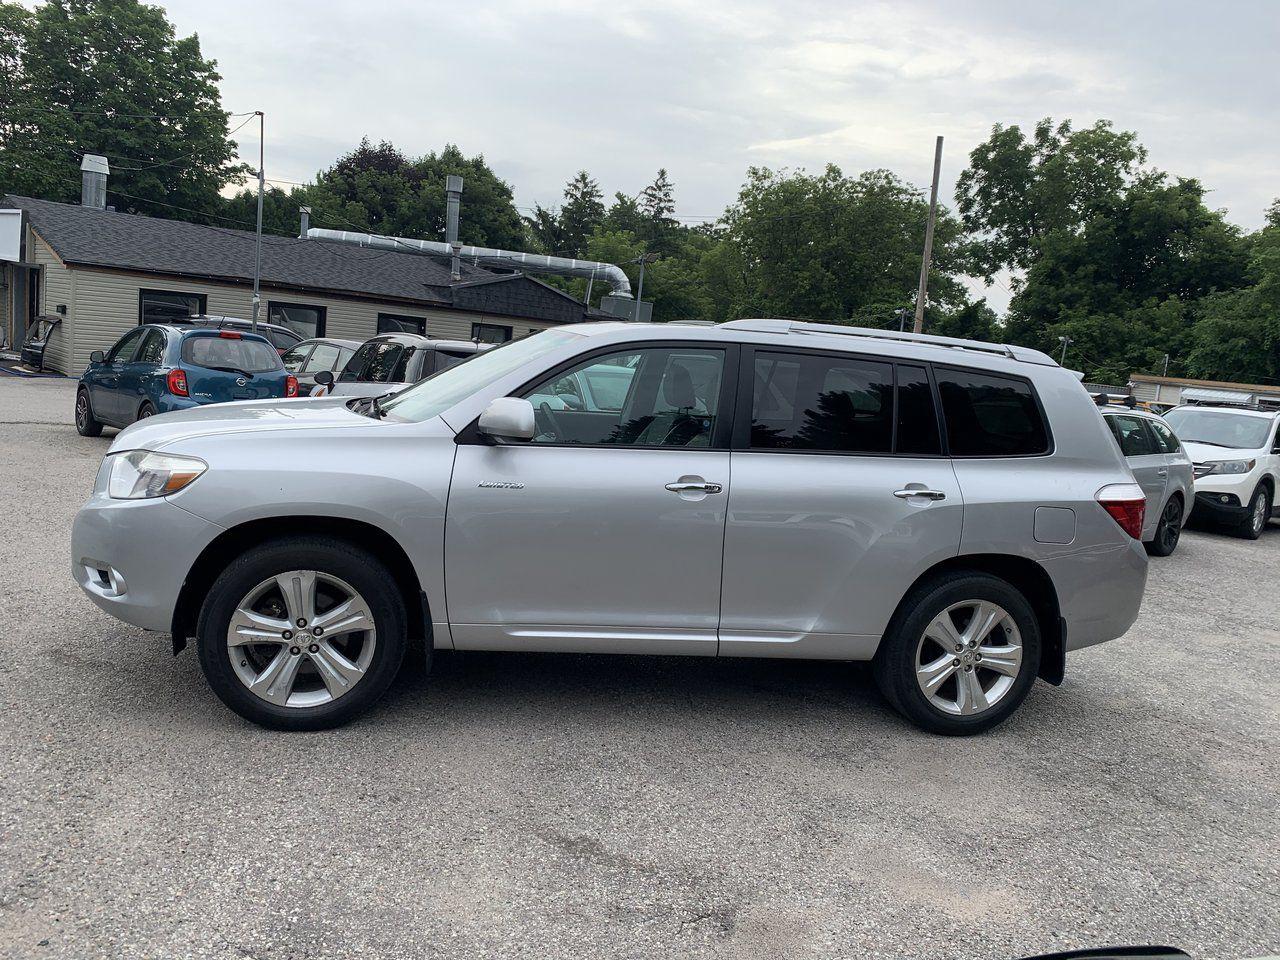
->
[2, 0, 1276, 385]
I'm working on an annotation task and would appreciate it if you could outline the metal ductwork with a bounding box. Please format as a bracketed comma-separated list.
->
[80, 155, 109, 210]
[305, 227, 634, 299]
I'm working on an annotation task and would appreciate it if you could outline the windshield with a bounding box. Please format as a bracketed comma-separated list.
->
[1163, 408, 1273, 449]
[379, 329, 582, 422]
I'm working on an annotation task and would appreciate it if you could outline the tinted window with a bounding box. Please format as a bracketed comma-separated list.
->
[1107, 414, 1158, 457]
[1147, 419, 1180, 454]
[936, 368, 1049, 456]
[750, 351, 893, 453]
[263, 328, 301, 351]
[134, 330, 166, 365]
[268, 302, 324, 339]
[473, 322, 512, 344]
[896, 365, 941, 456]
[339, 342, 376, 382]
[281, 345, 312, 373]
[106, 328, 146, 363]
[523, 348, 724, 447]
[363, 342, 406, 383]
[301, 343, 341, 373]
[435, 350, 472, 372]
[139, 289, 204, 324]
[181, 335, 283, 373]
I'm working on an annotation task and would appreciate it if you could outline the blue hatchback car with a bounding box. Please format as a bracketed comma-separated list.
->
[75, 324, 298, 436]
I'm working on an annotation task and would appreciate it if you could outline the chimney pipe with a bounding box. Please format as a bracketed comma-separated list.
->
[445, 175, 464, 281]
[80, 155, 109, 209]
[298, 205, 311, 239]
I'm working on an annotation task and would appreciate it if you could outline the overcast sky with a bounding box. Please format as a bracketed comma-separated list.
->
[164, 0, 1279, 308]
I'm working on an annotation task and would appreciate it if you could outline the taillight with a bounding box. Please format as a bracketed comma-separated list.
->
[1097, 483, 1145, 539]
[167, 368, 189, 397]
[285, 374, 299, 398]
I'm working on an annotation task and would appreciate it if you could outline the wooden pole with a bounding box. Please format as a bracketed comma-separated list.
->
[913, 136, 944, 334]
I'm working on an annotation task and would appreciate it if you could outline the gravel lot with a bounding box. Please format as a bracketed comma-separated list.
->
[1, 376, 1277, 960]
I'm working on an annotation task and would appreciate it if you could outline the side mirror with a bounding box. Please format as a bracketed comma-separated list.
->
[89, 350, 105, 364]
[477, 397, 535, 442]
[313, 370, 334, 387]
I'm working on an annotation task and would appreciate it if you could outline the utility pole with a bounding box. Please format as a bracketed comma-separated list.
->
[251, 111, 265, 334]
[1162, 353, 1170, 378]
[912, 135, 944, 334]
[1058, 336, 1073, 366]
[632, 253, 656, 321]
[896, 307, 911, 332]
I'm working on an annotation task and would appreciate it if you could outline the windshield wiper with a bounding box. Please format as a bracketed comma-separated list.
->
[1185, 438, 1234, 448]
[205, 365, 254, 378]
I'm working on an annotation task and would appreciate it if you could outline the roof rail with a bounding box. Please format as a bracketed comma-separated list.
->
[719, 319, 1057, 366]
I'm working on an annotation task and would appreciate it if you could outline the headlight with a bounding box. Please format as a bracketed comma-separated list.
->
[106, 450, 207, 499]
[1204, 459, 1255, 476]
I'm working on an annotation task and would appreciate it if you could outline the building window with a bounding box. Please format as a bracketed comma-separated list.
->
[138, 289, 206, 325]
[377, 313, 426, 335]
[268, 301, 326, 339]
[472, 322, 512, 344]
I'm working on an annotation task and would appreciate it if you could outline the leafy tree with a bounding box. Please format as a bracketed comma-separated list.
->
[0, 0, 243, 222]
[558, 171, 605, 257]
[641, 168, 676, 223]
[524, 202, 566, 256]
[1004, 175, 1249, 382]
[302, 139, 525, 248]
[956, 118, 1147, 282]
[602, 192, 645, 236]
[222, 184, 308, 238]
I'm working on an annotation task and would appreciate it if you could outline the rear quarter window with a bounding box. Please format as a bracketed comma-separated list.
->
[181, 336, 283, 373]
[935, 368, 1050, 457]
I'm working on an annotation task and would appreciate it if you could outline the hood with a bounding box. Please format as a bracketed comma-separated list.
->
[1181, 440, 1261, 464]
[107, 397, 380, 453]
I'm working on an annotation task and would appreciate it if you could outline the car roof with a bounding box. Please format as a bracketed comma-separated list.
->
[171, 326, 274, 345]
[1169, 404, 1278, 420]
[180, 314, 295, 332]
[363, 333, 486, 352]
[295, 337, 362, 349]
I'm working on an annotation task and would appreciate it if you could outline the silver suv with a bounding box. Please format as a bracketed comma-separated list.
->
[72, 320, 1149, 734]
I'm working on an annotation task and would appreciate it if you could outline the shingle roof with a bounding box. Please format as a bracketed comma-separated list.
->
[3, 195, 608, 323]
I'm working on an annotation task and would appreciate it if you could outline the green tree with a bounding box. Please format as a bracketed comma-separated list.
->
[956, 118, 1147, 283]
[303, 139, 524, 248]
[222, 184, 308, 238]
[558, 171, 605, 257]
[0, 0, 243, 222]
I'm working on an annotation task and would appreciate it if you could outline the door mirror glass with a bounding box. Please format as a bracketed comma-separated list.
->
[313, 370, 334, 387]
[89, 350, 105, 364]
[477, 397, 536, 442]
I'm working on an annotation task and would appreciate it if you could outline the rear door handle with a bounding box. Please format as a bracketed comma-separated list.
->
[893, 488, 946, 501]
[1156, 469, 1168, 476]
[665, 481, 723, 494]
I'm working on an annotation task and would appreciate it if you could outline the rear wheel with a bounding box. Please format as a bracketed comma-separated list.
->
[136, 401, 156, 422]
[1146, 496, 1183, 557]
[874, 573, 1041, 735]
[1237, 485, 1271, 540]
[75, 389, 103, 437]
[197, 537, 407, 730]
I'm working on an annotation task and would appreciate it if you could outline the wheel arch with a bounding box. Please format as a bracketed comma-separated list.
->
[170, 515, 430, 656]
[889, 553, 1065, 685]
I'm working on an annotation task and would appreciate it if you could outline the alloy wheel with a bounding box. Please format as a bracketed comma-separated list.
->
[75, 394, 88, 429]
[1161, 500, 1182, 552]
[915, 600, 1023, 716]
[1252, 492, 1268, 535]
[227, 569, 377, 708]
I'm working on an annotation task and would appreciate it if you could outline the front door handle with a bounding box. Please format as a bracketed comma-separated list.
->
[665, 480, 723, 495]
[893, 488, 946, 501]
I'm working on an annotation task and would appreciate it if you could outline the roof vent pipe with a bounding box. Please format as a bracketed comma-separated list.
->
[298, 206, 311, 239]
[305, 227, 635, 299]
[445, 175, 463, 280]
[81, 155, 109, 210]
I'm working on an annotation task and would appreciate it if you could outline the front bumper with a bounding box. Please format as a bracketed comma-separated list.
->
[1191, 491, 1250, 521]
[71, 493, 223, 631]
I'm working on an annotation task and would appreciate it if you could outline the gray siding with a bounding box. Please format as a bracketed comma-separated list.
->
[31, 233, 74, 372]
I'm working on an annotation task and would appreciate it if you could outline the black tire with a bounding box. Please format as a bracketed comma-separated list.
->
[1146, 495, 1184, 557]
[75, 388, 103, 437]
[196, 537, 408, 730]
[873, 572, 1041, 736]
[136, 401, 157, 422]
[1237, 485, 1271, 540]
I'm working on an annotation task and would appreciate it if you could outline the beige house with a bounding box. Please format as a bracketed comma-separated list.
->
[1, 195, 605, 375]
[1129, 374, 1280, 409]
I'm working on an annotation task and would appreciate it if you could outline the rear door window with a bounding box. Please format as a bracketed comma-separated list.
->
[1108, 414, 1158, 457]
[181, 335, 283, 373]
[1147, 419, 1180, 454]
[748, 351, 893, 453]
[935, 368, 1050, 457]
[301, 343, 341, 374]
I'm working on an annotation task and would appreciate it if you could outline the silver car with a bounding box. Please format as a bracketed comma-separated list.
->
[71, 321, 1149, 735]
[320, 333, 489, 400]
[1099, 404, 1194, 556]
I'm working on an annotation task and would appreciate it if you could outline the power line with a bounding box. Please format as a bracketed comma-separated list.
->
[109, 115, 257, 172]
[4, 104, 256, 120]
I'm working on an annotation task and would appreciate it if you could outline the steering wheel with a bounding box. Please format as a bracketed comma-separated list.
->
[537, 401, 566, 441]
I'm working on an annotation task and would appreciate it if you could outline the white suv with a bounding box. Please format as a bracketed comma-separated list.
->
[1163, 404, 1280, 539]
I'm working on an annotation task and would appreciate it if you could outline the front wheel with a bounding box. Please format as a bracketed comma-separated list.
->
[873, 573, 1041, 735]
[1146, 496, 1183, 557]
[75, 389, 103, 437]
[196, 537, 407, 730]
[1237, 485, 1271, 540]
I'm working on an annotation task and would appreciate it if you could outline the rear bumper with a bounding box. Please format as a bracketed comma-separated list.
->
[72, 493, 222, 631]
[1045, 537, 1149, 652]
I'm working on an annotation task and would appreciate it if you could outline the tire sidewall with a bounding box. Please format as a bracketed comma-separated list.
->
[1147, 497, 1182, 556]
[1240, 485, 1270, 540]
[875, 574, 1042, 736]
[75, 388, 102, 436]
[197, 538, 407, 730]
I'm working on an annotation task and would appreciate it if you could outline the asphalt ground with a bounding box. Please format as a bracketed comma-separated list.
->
[1, 376, 1276, 960]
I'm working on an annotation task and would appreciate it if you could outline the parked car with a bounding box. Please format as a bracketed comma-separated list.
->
[1098, 402, 1193, 556]
[316, 333, 489, 399]
[169, 315, 305, 355]
[1163, 403, 1280, 539]
[281, 337, 362, 394]
[75, 325, 298, 435]
[72, 320, 1148, 734]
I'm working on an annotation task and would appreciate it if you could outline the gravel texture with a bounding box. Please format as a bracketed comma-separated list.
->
[1, 377, 1276, 960]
